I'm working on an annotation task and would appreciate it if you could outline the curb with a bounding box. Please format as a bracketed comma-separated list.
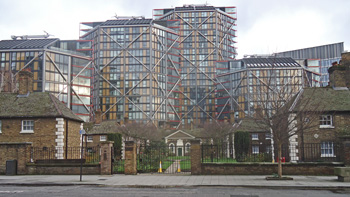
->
[1, 183, 350, 190]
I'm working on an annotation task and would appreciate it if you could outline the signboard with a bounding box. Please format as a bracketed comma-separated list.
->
[79, 129, 86, 135]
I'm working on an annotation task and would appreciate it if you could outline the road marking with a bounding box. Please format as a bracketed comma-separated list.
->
[0, 191, 24, 193]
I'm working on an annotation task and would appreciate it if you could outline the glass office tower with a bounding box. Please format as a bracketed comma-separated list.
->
[80, 18, 181, 127]
[215, 57, 304, 121]
[153, 5, 237, 128]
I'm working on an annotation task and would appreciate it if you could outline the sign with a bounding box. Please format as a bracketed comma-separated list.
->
[79, 129, 86, 135]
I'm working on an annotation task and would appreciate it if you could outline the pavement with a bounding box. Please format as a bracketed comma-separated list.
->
[0, 174, 349, 189]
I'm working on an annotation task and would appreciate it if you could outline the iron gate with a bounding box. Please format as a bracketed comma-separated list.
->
[137, 144, 191, 174]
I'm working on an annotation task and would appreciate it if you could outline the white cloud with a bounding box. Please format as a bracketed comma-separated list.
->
[0, 0, 349, 56]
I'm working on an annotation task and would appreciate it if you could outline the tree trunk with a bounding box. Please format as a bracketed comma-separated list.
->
[278, 142, 283, 178]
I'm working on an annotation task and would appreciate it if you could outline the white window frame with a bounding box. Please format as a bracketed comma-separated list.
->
[100, 135, 107, 142]
[319, 115, 334, 128]
[20, 120, 34, 133]
[169, 143, 175, 154]
[265, 133, 271, 140]
[321, 142, 335, 157]
[252, 133, 259, 140]
[87, 135, 93, 142]
[185, 143, 191, 153]
[252, 145, 259, 154]
[0, 120, 2, 133]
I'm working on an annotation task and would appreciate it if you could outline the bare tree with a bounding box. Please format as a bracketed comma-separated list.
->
[117, 121, 161, 143]
[201, 121, 233, 145]
[249, 62, 323, 178]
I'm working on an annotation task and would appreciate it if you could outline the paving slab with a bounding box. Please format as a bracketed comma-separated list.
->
[0, 175, 349, 189]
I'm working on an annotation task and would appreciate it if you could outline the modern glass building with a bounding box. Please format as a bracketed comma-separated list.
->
[79, 18, 181, 127]
[215, 57, 304, 121]
[79, 4, 238, 129]
[0, 38, 93, 122]
[275, 42, 344, 87]
[153, 4, 237, 128]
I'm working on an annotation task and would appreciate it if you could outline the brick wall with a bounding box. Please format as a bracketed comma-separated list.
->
[26, 163, 100, 175]
[297, 113, 350, 145]
[124, 141, 137, 175]
[0, 143, 32, 175]
[66, 120, 81, 147]
[190, 140, 201, 175]
[0, 118, 81, 148]
[0, 118, 57, 147]
[201, 163, 344, 175]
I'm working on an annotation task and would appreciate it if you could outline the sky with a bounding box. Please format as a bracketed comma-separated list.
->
[0, 0, 349, 58]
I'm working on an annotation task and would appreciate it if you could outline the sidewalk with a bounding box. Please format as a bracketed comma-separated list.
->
[0, 174, 349, 189]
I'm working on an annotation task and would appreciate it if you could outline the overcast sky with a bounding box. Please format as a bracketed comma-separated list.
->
[0, 0, 349, 58]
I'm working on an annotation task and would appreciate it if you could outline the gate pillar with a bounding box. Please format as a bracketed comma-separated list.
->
[190, 140, 201, 175]
[100, 141, 113, 175]
[125, 141, 137, 175]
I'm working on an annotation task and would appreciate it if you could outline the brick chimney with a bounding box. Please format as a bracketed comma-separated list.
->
[95, 109, 102, 124]
[18, 69, 33, 95]
[329, 52, 350, 88]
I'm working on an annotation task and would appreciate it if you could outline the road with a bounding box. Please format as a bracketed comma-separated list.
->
[1, 185, 350, 197]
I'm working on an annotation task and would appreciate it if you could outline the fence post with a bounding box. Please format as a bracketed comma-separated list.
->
[124, 141, 137, 175]
[100, 141, 113, 175]
[190, 140, 201, 175]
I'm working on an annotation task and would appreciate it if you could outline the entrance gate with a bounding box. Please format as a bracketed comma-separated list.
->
[137, 144, 190, 174]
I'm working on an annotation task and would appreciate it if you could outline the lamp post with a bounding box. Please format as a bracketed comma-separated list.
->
[79, 129, 86, 181]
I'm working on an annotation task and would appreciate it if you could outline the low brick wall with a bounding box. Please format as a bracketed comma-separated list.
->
[201, 162, 344, 176]
[0, 143, 32, 175]
[27, 163, 100, 175]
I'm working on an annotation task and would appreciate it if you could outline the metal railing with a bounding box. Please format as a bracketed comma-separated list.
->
[30, 146, 100, 164]
[201, 143, 342, 163]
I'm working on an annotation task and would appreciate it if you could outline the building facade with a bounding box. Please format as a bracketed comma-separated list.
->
[153, 5, 237, 128]
[80, 18, 181, 128]
[215, 57, 304, 121]
[275, 42, 344, 87]
[0, 38, 93, 122]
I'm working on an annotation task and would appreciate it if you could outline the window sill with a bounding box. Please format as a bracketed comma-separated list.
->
[319, 125, 335, 129]
[20, 130, 34, 134]
[321, 155, 336, 158]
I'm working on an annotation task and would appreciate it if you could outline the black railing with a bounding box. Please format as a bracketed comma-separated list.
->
[201, 143, 342, 163]
[201, 144, 273, 163]
[30, 146, 100, 164]
[299, 143, 342, 162]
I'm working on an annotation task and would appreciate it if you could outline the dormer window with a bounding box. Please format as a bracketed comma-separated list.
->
[21, 120, 34, 133]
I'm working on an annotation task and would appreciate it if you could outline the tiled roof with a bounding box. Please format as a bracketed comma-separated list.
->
[235, 118, 269, 132]
[101, 19, 153, 26]
[291, 87, 350, 112]
[0, 92, 83, 122]
[0, 39, 58, 50]
[85, 120, 119, 134]
[242, 57, 301, 68]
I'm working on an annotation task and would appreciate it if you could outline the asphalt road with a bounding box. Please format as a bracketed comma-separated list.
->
[1, 185, 350, 197]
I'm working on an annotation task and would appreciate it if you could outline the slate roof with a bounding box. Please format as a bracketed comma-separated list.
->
[0, 92, 83, 122]
[0, 39, 58, 50]
[85, 120, 119, 135]
[290, 87, 350, 112]
[242, 57, 301, 68]
[101, 19, 153, 26]
[235, 118, 269, 132]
